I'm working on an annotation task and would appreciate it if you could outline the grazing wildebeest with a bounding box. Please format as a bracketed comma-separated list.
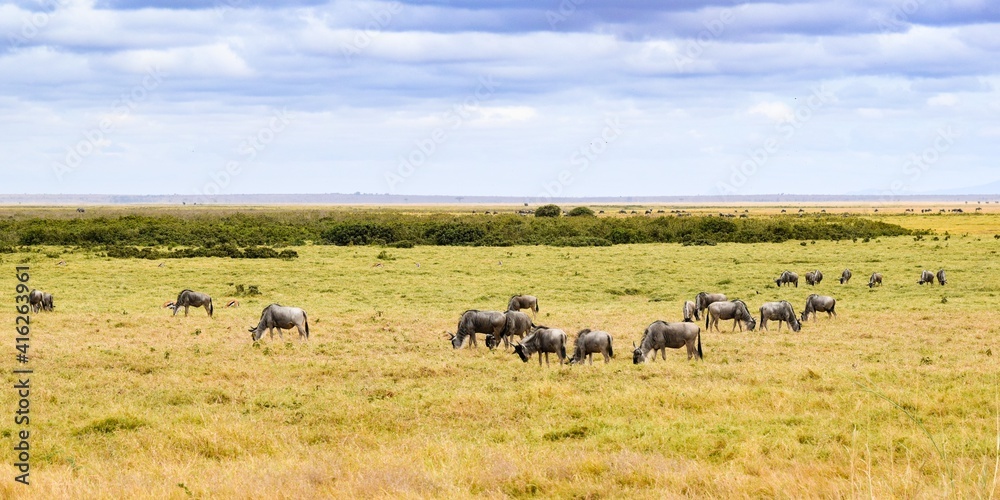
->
[759, 301, 801, 332]
[449, 310, 506, 349]
[868, 272, 883, 288]
[775, 270, 799, 287]
[695, 292, 727, 318]
[682, 300, 700, 322]
[507, 295, 539, 317]
[707, 300, 756, 332]
[513, 326, 567, 366]
[249, 304, 309, 341]
[840, 269, 852, 284]
[918, 270, 935, 285]
[801, 294, 837, 321]
[28, 289, 44, 313]
[172, 289, 214, 317]
[41, 292, 54, 312]
[485, 310, 535, 350]
[936, 269, 947, 285]
[568, 329, 614, 365]
[632, 321, 702, 363]
[805, 270, 823, 286]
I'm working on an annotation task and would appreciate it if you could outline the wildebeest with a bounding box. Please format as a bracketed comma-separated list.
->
[840, 269, 852, 284]
[682, 300, 700, 322]
[759, 301, 801, 332]
[41, 292, 54, 312]
[449, 310, 506, 349]
[172, 289, 214, 317]
[249, 303, 309, 341]
[918, 270, 935, 285]
[707, 300, 756, 332]
[868, 272, 883, 288]
[801, 294, 837, 321]
[632, 321, 702, 363]
[507, 295, 539, 317]
[936, 269, 947, 286]
[694, 292, 727, 318]
[28, 289, 44, 313]
[775, 270, 799, 287]
[513, 326, 567, 366]
[805, 270, 823, 286]
[485, 310, 535, 350]
[568, 329, 613, 365]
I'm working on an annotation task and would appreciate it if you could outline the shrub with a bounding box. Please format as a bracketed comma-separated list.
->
[534, 204, 562, 217]
[567, 207, 595, 217]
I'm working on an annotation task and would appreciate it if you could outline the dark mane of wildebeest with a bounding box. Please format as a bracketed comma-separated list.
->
[936, 269, 947, 286]
[632, 321, 702, 363]
[759, 300, 801, 332]
[694, 292, 727, 316]
[805, 270, 823, 286]
[840, 268, 852, 284]
[706, 299, 756, 332]
[28, 289, 44, 313]
[775, 270, 799, 287]
[513, 326, 567, 366]
[918, 270, 935, 285]
[568, 329, 614, 365]
[801, 294, 837, 322]
[683, 300, 700, 322]
[507, 295, 539, 315]
[868, 272, 883, 288]
[172, 289, 214, 317]
[485, 310, 535, 350]
[450, 309, 506, 349]
[249, 303, 310, 341]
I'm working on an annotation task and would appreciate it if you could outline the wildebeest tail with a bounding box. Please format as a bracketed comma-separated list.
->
[304, 310, 310, 339]
[534, 300, 539, 312]
[560, 341, 567, 361]
[208, 299, 214, 317]
[697, 329, 703, 360]
[608, 336, 614, 358]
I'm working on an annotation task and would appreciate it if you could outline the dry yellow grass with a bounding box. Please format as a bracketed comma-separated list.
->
[0, 210, 998, 498]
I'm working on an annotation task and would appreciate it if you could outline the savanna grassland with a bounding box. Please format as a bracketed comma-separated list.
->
[0, 207, 998, 499]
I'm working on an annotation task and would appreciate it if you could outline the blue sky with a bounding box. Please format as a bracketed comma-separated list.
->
[1, 0, 998, 197]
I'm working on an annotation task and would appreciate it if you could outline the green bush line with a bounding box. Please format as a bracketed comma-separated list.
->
[0, 213, 915, 249]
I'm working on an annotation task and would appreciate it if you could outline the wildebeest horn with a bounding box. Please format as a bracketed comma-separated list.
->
[633, 341, 637, 348]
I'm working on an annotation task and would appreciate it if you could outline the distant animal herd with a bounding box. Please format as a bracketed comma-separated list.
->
[26, 267, 948, 365]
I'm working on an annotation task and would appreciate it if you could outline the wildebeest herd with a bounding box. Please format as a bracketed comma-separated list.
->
[445, 268, 949, 367]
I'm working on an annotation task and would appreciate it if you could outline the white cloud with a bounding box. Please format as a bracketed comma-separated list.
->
[927, 93, 959, 106]
[748, 102, 795, 122]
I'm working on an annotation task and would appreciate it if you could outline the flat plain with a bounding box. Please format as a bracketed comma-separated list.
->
[1, 206, 998, 499]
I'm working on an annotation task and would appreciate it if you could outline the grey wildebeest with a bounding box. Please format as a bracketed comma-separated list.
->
[868, 272, 883, 288]
[801, 294, 837, 321]
[682, 300, 700, 322]
[568, 329, 614, 365]
[28, 289, 44, 313]
[707, 300, 756, 332]
[507, 295, 539, 317]
[840, 269, 852, 284]
[759, 301, 801, 332]
[249, 304, 310, 341]
[485, 310, 534, 350]
[513, 326, 567, 366]
[172, 289, 214, 317]
[805, 270, 823, 286]
[632, 321, 702, 363]
[695, 292, 727, 318]
[918, 270, 935, 285]
[41, 292, 54, 312]
[936, 269, 947, 285]
[449, 310, 506, 349]
[775, 270, 799, 287]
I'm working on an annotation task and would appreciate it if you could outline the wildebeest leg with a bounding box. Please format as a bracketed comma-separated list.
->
[184, 305, 190, 317]
[296, 324, 307, 340]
